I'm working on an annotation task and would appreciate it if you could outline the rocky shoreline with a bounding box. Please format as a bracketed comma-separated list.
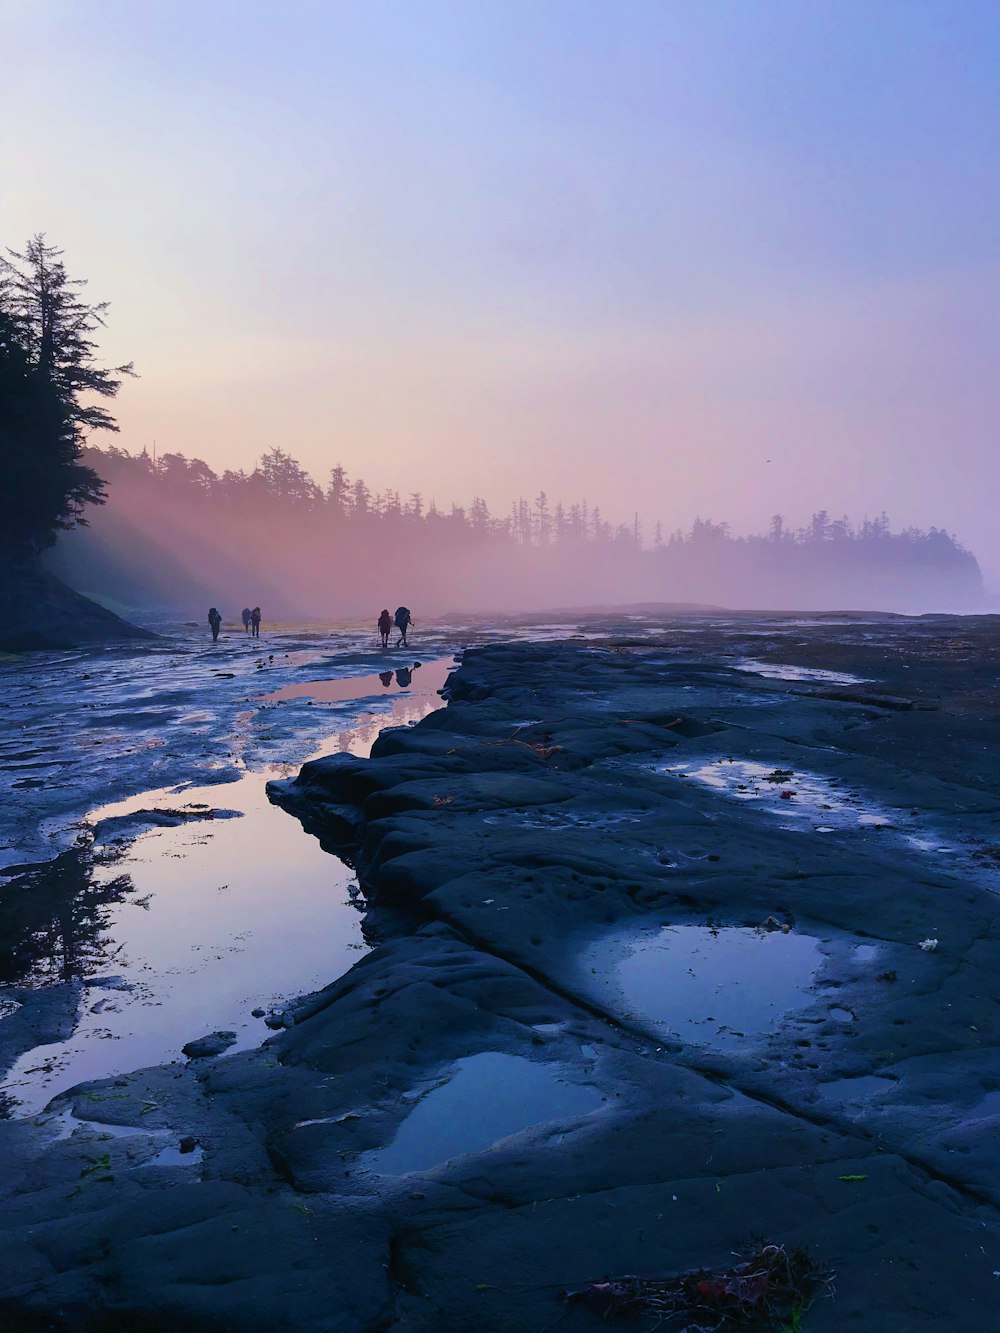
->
[2, 622, 1000, 1330]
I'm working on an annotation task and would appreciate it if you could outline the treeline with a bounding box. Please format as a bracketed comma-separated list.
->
[89, 444, 648, 547]
[47, 444, 983, 617]
[62, 444, 976, 558]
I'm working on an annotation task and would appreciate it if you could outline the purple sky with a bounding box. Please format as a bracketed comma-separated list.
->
[4, 1, 998, 578]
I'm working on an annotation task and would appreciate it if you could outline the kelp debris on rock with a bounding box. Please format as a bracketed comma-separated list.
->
[563, 1242, 834, 1328]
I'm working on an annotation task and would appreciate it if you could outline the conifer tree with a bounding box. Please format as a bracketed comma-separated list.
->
[0, 235, 134, 557]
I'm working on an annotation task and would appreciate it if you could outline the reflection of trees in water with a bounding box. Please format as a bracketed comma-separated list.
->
[0, 839, 135, 986]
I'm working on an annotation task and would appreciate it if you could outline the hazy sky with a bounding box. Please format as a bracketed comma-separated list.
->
[3, 2, 998, 573]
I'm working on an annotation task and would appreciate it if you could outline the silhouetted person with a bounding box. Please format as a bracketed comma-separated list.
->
[378, 609, 392, 648]
[251, 606, 261, 638]
[394, 606, 412, 647]
[379, 670, 394, 687]
[208, 607, 222, 642]
[241, 607, 252, 633]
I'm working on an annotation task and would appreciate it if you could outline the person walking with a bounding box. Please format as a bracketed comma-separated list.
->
[250, 606, 262, 638]
[377, 609, 392, 648]
[394, 606, 412, 647]
[208, 607, 222, 642]
[241, 607, 252, 633]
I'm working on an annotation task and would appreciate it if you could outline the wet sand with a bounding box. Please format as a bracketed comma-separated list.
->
[2, 613, 1000, 1330]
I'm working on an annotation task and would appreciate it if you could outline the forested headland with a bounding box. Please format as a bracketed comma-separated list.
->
[47, 443, 984, 618]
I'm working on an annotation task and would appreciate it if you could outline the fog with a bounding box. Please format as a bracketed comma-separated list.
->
[45, 448, 984, 620]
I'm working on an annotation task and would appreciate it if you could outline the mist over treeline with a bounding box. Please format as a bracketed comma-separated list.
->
[46, 445, 984, 618]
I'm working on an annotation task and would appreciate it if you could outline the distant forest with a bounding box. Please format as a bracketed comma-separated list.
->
[47, 444, 984, 617]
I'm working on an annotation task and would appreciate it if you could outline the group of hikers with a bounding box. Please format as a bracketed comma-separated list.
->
[206, 606, 261, 642]
[206, 605, 413, 647]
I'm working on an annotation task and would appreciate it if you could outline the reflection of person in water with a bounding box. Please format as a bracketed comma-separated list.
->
[379, 670, 394, 687]
[377, 609, 392, 648]
[395, 666, 412, 687]
[208, 607, 222, 642]
[241, 607, 252, 633]
[250, 606, 261, 638]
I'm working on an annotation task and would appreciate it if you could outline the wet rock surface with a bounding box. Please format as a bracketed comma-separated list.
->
[3, 616, 1000, 1330]
[181, 1031, 238, 1060]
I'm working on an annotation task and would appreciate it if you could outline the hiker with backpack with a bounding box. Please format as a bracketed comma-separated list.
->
[394, 606, 413, 647]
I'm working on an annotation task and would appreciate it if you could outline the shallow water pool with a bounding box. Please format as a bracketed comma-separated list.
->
[665, 758, 895, 832]
[734, 659, 868, 685]
[0, 661, 454, 1116]
[360, 1051, 605, 1175]
[582, 925, 821, 1049]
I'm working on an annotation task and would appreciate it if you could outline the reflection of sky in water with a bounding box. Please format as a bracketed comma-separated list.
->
[38, 1107, 205, 1166]
[665, 758, 892, 828]
[734, 659, 868, 685]
[483, 809, 642, 830]
[586, 922, 821, 1045]
[583, 925, 820, 1049]
[0, 618, 523, 869]
[818, 1075, 895, 1109]
[359, 1052, 604, 1175]
[262, 657, 453, 704]
[663, 758, 967, 864]
[1, 670, 451, 1117]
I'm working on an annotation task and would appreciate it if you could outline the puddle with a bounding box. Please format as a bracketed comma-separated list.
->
[907, 835, 955, 854]
[41, 1108, 173, 1142]
[359, 1052, 604, 1175]
[583, 925, 821, 1049]
[146, 1142, 204, 1167]
[734, 660, 868, 685]
[293, 1109, 364, 1129]
[666, 759, 897, 833]
[664, 759, 968, 866]
[819, 1075, 895, 1106]
[483, 809, 641, 831]
[38, 1108, 204, 1165]
[1, 664, 454, 1116]
[263, 657, 453, 704]
[966, 1090, 1000, 1121]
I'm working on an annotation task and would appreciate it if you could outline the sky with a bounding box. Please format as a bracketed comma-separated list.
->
[3, 1, 998, 575]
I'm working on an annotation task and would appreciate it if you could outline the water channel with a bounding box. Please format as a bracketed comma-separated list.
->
[1, 657, 454, 1115]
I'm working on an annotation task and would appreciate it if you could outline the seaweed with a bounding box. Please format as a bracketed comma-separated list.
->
[562, 1242, 833, 1329]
